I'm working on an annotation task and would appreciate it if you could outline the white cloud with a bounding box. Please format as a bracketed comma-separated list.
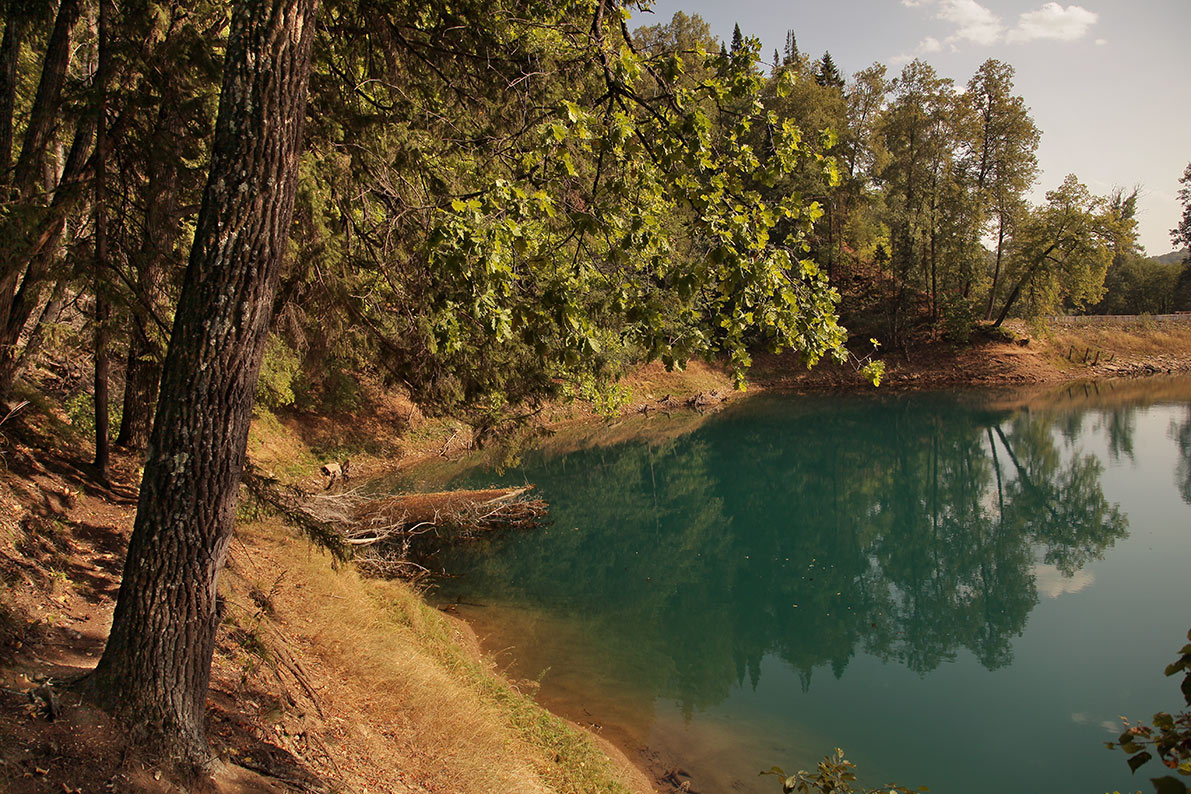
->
[938, 0, 1003, 46]
[1007, 3, 1099, 44]
[1073, 713, 1130, 734]
[900, 0, 1098, 53]
[891, 35, 945, 65]
[1033, 563, 1094, 598]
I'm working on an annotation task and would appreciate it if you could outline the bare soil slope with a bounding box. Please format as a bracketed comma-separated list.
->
[0, 397, 649, 794]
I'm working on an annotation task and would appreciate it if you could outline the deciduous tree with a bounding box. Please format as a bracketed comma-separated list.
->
[992, 175, 1114, 325]
[961, 59, 1038, 321]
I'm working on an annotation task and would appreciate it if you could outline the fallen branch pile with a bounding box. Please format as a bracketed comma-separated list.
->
[284, 483, 549, 578]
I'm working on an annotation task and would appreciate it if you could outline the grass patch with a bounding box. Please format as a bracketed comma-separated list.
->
[1046, 324, 1191, 359]
[222, 519, 639, 794]
[246, 408, 322, 479]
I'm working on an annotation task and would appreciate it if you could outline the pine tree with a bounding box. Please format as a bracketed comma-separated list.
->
[816, 50, 844, 88]
[730, 22, 744, 54]
[1173, 162, 1191, 255]
[783, 29, 799, 64]
[90, 0, 319, 765]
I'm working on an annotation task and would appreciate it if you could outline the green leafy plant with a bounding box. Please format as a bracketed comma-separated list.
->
[255, 336, 303, 409]
[764, 748, 926, 794]
[1107, 629, 1191, 794]
[851, 338, 885, 387]
[64, 392, 122, 443]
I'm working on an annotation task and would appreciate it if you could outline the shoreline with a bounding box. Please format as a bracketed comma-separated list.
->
[414, 347, 1191, 794]
[262, 320, 1191, 794]
[3, 319, 1191, 793]
[436, 600, 712, 794]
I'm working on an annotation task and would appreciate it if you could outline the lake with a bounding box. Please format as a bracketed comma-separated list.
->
[397, 377, 1191, 794]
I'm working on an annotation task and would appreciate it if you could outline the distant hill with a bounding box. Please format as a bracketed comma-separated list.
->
[1152, 249, 1189, 265]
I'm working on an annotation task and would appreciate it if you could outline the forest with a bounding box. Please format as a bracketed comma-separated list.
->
[4, 3, 1190, 472]
[2, 0, 1191, 788]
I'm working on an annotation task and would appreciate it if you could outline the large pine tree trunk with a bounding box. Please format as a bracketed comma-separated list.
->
[90, 0, 317, 766]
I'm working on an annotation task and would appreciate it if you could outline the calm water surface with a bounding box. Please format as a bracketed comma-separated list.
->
[401, 378, 1191, 794]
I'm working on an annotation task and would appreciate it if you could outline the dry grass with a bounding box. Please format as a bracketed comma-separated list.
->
[218, 519, 645, 794]
[1042, 323, 1191, 360]
[619, 359, 736, 401]
[247, 409, 324, 482]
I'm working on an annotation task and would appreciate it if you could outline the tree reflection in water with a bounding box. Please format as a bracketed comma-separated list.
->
[434, 392, 1136, 712]
[1173, 406, 1191, 504]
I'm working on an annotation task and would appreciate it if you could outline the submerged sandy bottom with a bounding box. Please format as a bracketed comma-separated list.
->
[444, 601, 824, 794]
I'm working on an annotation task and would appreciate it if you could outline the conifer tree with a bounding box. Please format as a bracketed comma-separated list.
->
[783, 29, 799, 64]
[91, 0, 319, 764]
[816, 50, 844, 88]
[1173, 162, 1191, 255]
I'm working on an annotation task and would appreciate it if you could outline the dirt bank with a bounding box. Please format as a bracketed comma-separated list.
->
[0, 401, 651, 794]
[749, 319, 1191, 391]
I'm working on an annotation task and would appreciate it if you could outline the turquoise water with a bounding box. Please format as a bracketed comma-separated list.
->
[406, 379, 1191, 794]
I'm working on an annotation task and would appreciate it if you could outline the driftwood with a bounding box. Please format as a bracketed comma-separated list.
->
[242, 465, 350, 562]
[300, 485, 548, 577]
[242, 463, 547, 578]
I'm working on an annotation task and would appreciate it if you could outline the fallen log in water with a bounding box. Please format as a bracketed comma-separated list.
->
[243, 463, 549, 577]
[300, 485, 549, 577]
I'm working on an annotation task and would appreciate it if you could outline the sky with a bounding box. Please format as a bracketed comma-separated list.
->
[631, 0, 1190, 256]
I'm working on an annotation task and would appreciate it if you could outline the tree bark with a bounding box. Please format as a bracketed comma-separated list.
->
[90, 0, 318, 767]
[0, 1, 27, 177]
